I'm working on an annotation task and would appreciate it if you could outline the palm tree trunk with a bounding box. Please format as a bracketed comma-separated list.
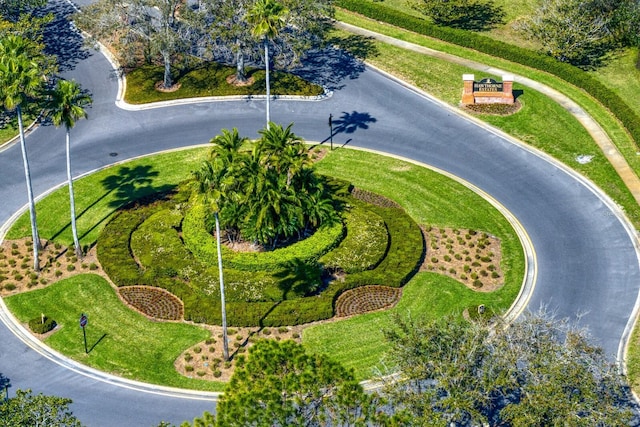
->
[162, 51, 172, 89]
[66, 129, 82, 258]
[235, 49, 247, 83]
[264, 39, 270, 127]
[17, 106, 40, 271]
[215, 212, 229, 361]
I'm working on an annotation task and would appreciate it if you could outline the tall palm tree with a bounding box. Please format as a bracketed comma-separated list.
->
[247, 0, 289, 127]
[193, 161, 230, 361]
[46, 79, 92, 258]
[0, 35, 47, 271]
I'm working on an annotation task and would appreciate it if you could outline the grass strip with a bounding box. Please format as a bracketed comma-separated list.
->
[4, 274, 224, 391]
[124, 63, 323, 104]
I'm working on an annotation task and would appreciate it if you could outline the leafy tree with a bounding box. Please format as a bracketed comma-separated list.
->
[247, 0, 289, 126]
[410, 0, 505, 31]
[215, 339, 378, 426]
[75, 0, 191, 88]
[380, 311, 635, 426]
[46, 79, 92, 258]
[0, 389, 83, 427]
[515, 0, 639, 67]
[196, 123, 338, 249]
[0, 35, 51, 271]
[0, 0, 46, 21]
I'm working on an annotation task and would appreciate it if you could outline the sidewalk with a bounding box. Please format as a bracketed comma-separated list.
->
[335, 21, 640, 206]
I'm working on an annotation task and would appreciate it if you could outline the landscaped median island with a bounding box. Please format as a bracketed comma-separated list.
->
[0, 136, 524, 387]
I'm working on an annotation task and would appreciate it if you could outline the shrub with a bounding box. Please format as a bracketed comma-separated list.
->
[4, 283, 16, 291]
[28, 315, 56, 334]
[213, 370, 222, 378]
[319, 200, 387, 273]
[66, 265, 76, 272]
[55, 270, 63, 277]
[184, 353, 193, 362]
[89, 263, 98, 270]
[185, 365, 194, 372]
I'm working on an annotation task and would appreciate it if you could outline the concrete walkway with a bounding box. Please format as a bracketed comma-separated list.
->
[336, 22, 640, 207]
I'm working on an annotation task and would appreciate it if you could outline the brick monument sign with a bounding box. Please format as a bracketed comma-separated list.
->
[462, 74, 514, 105]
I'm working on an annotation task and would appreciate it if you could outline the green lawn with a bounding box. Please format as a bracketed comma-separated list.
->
[4, 274, 224, 391]
[6, 147, 209, 247]
[4, 147, 524, 386]
[125, 63, 323, 104]
[306, 148, 524, 379]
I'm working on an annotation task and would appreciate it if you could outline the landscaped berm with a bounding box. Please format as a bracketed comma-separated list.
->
[0, 124, 511, 383]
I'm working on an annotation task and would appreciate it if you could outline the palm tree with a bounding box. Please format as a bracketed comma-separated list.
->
[193, 161, 230, 361]
[247, 0, 289, 127]
[46, 79, 92, 258]
[0, 35, 47, 271]
[257, 122, 308, 188]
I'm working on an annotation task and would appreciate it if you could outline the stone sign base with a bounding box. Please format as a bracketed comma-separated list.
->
[462, 74, 514, 105]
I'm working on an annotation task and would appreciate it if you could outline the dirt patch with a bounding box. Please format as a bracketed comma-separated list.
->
[226, 74, 255, 87]
[0, 238, 107, 297]
[420, 226, 504, 292]
[155, 81, 181, 93]
[174, 324, 304, 382]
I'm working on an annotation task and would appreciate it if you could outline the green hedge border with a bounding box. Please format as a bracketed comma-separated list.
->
[336, 0, 640, 147]
[182, 200, 344, 272]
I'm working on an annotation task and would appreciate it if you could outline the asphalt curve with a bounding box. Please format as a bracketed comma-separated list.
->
[0, 4, 639, 425]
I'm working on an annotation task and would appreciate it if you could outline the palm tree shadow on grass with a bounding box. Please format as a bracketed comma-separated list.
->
[76, 165, 173, 242]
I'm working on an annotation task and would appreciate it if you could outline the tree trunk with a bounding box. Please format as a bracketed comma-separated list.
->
[66, 129, 82, 258]
[235, 49, 247, 83]
[162, 51, 172, 89]
[17, 106, 40, 271]
[215, 212, 229, 361]
[264, 39, 270, 127]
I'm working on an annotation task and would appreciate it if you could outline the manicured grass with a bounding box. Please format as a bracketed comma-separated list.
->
[5, 147, 524, 385]
[306, 149, 524, 378]
[304, 272, 517, 380]
[124, 63, 324, 104]
[590, 48, 640, 118]
[4, 274, 224, 391]
[6, 147, 209, 247]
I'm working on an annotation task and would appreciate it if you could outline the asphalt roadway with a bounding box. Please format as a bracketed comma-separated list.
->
[1, 2, 640, 425]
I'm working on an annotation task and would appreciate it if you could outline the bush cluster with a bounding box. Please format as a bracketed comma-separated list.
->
[319, 199, 388, 273]
[336, 0, 640, 148]
[28, 315, 56, 334]
[97, 184, 423, 327]
[183, 200, 344, 272]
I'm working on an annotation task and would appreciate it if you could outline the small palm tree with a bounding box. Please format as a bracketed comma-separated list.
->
[193, 161, 230, 361]
[247, 0, 289, 127]
[0, 35, 47, 271]
[46, 79, 92, 258]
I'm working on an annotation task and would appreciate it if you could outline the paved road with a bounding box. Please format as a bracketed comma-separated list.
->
[1, 2, 639, 425]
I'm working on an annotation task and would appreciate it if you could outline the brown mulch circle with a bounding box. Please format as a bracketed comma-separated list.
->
[335, 285, 402, 317]
[226, 74, 255, 87]
[155, 81, 181, 92]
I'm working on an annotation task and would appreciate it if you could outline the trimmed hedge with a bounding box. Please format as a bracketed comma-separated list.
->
[29, 315, 57, 334]
[336, 0, 640, 148]
[183, 200, 345, 272]
[97, 185, 424, 327]
[319, 199, 388, 273]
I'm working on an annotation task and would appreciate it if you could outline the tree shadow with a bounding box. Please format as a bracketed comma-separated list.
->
[88, 333, 107, 354]
[274, 259, 322, 300]
[39, 0, 91, 72]
[293, 35, 378, 91]
[424, 0, 506, 31]
[332, 111, 377, 135]
[100, 165, 162, 209]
